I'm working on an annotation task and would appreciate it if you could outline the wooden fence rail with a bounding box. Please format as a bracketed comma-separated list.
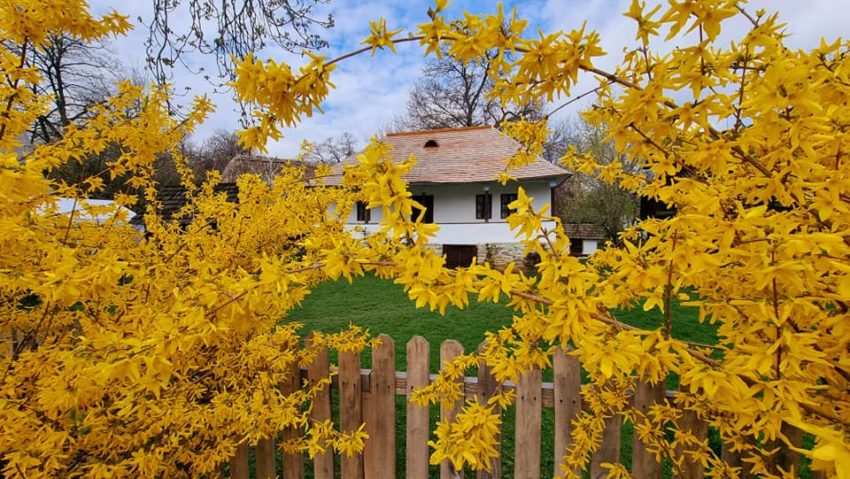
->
[226, 334, 810, 479]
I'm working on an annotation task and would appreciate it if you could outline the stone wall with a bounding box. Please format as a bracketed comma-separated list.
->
[478, 242, 530, 271]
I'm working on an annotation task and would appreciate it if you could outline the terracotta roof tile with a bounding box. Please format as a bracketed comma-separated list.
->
[325, 126, 568, 185]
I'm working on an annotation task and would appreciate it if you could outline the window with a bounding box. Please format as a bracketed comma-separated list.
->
[411, 194, 434, 223]
[356, 201, 370, 222]
[569, 240, 583, 257]
[475, 193, 492, 220]
[500, 193, 518, 219]
[443, 245, 478, 268]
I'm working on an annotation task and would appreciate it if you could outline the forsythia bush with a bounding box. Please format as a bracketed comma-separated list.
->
[2, 1, 849, 479]
[0, 2, 382, 478]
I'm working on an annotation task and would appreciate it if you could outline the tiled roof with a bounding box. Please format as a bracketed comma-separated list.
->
[563, 223, 606, 240]
[130, 183, 239, 226]
[221, 155, 317, 183]
[325, 125, 568, 185]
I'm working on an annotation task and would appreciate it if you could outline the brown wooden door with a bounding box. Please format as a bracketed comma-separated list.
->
[443, 244, 477, 268]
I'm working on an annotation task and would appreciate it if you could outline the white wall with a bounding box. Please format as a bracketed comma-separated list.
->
[347, 180, 556, 225]
[344, 180, 560, 244]
[582, 239, 599, 255]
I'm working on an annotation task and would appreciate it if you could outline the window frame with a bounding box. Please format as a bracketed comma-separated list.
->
[356, 201, 371, 223]
[500, 193, 518, 219]
[475, 193, 492, 221]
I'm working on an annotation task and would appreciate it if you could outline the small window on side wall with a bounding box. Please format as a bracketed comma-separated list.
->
[475, 193, 492, 220]
[569, 240, 583, 256]
[356, 201, 370, 222]
[500, 193, 518, 219]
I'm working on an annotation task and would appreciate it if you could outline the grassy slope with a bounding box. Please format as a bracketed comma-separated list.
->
[287, 274, 717, 478]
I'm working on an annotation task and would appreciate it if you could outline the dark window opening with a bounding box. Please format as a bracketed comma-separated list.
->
[356, 201, 370, 222]
[444, 245, 477, 269]
[475, 193, 492, 220]
[569, 240, 583, 256]
[411, 194, 434, 223]
[500, 193, 518, 219]
[424, 139, 439, 148]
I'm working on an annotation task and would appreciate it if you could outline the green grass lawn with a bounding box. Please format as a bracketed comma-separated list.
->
[287, 274, 717, 478]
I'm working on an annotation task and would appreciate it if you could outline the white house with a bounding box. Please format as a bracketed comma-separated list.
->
[329, 125, 582, 268]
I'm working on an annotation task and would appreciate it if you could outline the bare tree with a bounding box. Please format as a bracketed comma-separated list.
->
[541, 118, 573, 165]
[145, 0, 334, 91]
[11, 34, 122, 144]
[7, 33, 184, 198]
[401, 48, 543, 130]
[184, 130, 249, 181]
[558, 118, 640, 242]
[305, 131, 357, 163]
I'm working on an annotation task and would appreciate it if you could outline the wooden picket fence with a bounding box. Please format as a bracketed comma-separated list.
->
[226, 334, 815, 479]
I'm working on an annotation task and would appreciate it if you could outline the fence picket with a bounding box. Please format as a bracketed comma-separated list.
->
[281, 359, 304, 479]
[773, 422, 803, 474]
[368, 335, 396, 477]
[631, 381, 664, 479]
[362, 383, 374, 478]
[440, 340, 465, 479]
[306, 337, 334, 479]
[407, 336, 431, 479]
[677, 392, 707, 479]
[476, 350, 501, 479]
[553, 349, 581, 478]
[340, 350, 364, 479]
[515, 367, 542, 479]
[721, 436, 756, 479]
[255, 438, 276, 479]
[229, 443, 249, 479]
[590, 415, 622, 479]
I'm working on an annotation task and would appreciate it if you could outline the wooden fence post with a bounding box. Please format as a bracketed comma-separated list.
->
[362, 371, 374, 477]
[441, 340, 465, 479]
[771, 422, 803, 475]
[553, 349, 581, 478]
[631, 381, 665, 479]
[476, 348, 501, 479]
[407, 336, 430, 479]
[255, 437, 276, 479]
[515, 366, 542, 479]
[677, 388, 708, 479]
[280, 358, 304, 479]
[365, 335, 396, 477]
[340, 350, 364, 479]
[590, 415, 622, 479]
[721, 435, 755, 479]
[229, 442, 249, 479]
[306, 335, 334, 479]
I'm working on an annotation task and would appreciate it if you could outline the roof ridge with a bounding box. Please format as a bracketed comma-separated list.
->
[385, 125, 493, 137]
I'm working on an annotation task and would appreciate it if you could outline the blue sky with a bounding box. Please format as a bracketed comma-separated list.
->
[89, 0, 850, 157]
